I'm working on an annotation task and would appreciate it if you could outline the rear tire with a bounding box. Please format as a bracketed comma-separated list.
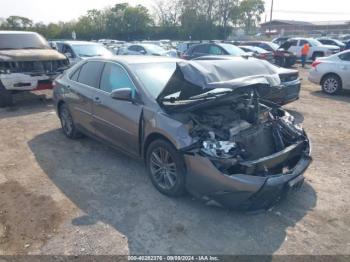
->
[0, 82, 13, 108]
[321, 74, 342, 95]
[59, 103, 81, 139]
[146, 139, 186, 197]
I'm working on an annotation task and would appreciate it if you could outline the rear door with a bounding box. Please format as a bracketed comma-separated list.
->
[92, 62, 143, 156]
[67, 61, 104, 134]
[338, 52, 350, 89]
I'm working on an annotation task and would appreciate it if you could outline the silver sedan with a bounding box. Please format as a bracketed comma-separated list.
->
[308, 50, 350, 94]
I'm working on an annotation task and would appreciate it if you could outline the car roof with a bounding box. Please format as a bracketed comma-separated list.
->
[90, 55, 181, 65]
[0, 31, 38, 35]
[58, 41, 102, 46]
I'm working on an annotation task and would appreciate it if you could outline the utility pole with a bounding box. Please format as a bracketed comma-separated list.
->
[269, 0, 274, 35]
[270, 0, 274, 22]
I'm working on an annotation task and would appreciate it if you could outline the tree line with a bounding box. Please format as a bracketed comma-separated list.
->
[0, 0, 264, 40]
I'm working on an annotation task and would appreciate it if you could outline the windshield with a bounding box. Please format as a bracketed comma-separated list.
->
[220, 44, 246, 56]
[0, 33, 50, 50]
[71, 44, 112, 57]
[145, 44, 166, 54]
[333, 39, 345, 46]
[269, 42, 279, 50]
[131, 62, 176, 98]
[308, 39, 322, 47]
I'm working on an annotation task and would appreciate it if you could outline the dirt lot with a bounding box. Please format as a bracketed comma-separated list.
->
[0, 67, 349, 255]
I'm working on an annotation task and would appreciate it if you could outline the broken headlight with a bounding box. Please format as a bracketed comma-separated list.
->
[202, 140, 238, 159]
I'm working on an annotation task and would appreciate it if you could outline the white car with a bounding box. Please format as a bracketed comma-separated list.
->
[56, 41, 113, 65]
[308, 50, 350, 94]
[119, 43, 177, 57]
[281, 38, 340, 60]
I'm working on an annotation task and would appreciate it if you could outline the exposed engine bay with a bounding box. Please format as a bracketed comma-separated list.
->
[181, 92, 308, 177]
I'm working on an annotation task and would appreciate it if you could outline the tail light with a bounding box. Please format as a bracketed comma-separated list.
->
[259, 53, 267, 59]
[311, 61, 322, 68]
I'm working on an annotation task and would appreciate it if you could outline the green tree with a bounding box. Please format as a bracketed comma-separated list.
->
[239, 0, 264, 34]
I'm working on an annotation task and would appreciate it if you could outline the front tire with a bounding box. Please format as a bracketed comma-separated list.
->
[146, 139, 186, 197]
[321, 74, 342, 95]
[59, 104, 81, 139]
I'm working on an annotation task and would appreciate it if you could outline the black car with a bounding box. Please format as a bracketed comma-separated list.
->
[182, 43, 247, 60]
[242, 41, 297, 68]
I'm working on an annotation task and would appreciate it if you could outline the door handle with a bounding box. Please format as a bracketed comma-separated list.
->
[93, 96, 102, 104]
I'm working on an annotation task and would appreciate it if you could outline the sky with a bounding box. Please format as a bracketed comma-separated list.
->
[0, 0, 350, 24]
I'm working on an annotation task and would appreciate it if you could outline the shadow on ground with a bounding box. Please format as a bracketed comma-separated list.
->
[310, 90, 350, 104]
[0, 92, 53, 119]
[28, 129, 317, 255]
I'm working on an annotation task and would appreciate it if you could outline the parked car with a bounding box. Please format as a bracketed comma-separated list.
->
[119, 43, 177, 57]
[280, 38, 340, 60]
[194, 56, 301, 105]
[317, 38, 346, 51]
[272, 36, 290, 46]
[55, 41, 113, 65]
[176, 41, 201, 57]
[241, 41, 297, 67]
[0, 31, 69, 107]
[308, 50, 350, 94]
[345, 40, 350, 50]
[238, 45, 275, 64]
[182, 43, 247, 60]
[53, 56, 311, 210]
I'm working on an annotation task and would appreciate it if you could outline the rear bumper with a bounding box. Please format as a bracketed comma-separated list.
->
[265, 80, 301, 105]
[308, 70, 322, 85]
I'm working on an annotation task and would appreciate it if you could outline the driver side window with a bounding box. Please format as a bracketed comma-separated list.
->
[100, 63, 136, 95]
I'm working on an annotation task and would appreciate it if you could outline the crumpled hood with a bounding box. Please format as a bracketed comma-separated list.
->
[0, 49, 66, 61]
[157, 59, 281, 102]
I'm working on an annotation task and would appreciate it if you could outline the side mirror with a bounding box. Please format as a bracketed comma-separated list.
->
[139, 49, 146, 55]
[64, 52, 73, 58]
[110, 88, 133, 101]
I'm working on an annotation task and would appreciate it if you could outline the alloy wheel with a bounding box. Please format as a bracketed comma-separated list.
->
[150, 147, 177, 190]
[323, 77, 339, 94]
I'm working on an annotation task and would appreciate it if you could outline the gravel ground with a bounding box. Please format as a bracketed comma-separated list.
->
[0, 66, 349, 255]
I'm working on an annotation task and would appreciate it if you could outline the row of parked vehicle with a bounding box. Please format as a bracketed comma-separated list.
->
[2, 30, 350, 108]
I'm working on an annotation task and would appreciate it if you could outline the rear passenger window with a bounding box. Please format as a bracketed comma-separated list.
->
[70, 67, 81, 81]
[77, 61, 104, 88]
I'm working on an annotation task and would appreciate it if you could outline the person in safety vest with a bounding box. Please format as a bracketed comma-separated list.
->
[301, 43, 310, 68]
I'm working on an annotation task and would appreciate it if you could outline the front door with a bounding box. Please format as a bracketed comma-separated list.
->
[92, 62, 143, 156]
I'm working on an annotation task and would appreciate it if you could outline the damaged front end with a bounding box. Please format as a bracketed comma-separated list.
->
[0, 59, 69, 91]
[157, 61, 311, 210]
[180, 92, 311, 210]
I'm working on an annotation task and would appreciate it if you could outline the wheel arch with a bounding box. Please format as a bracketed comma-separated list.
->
[143, 132, 176, 162]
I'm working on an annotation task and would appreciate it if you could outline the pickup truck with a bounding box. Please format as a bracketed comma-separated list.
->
[280, 38, 340, 60]
[0, 31, 69, 107]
